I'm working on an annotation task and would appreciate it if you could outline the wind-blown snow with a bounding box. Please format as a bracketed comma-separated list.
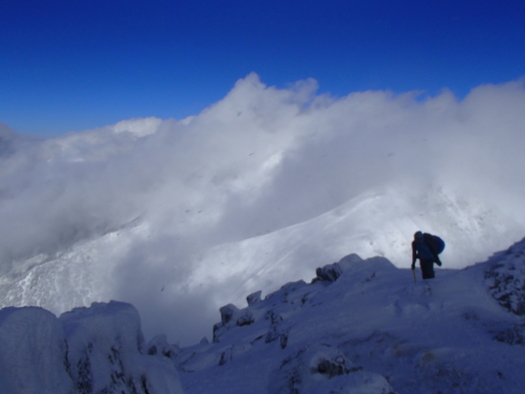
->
[1, 75, 525, 344]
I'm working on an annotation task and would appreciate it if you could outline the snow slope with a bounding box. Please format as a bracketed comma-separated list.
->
[1, 238, 525, 393]
[0, 182, 522, 345]
[189, 183, 523, 304]
[173, 246, 525, 394]
[2, 77, 525, 346]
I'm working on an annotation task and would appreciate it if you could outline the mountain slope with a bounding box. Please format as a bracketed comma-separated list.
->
[2, 78, 525, 346]
[1, 183, 522, 346]
[1, 238, 525, 392]
[174, 244, 525, 393]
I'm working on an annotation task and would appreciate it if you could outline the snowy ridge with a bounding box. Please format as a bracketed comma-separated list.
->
[2, 78, 525, 346]
[1, 182, 522, 347]
[2, 239, 525, 393]
[0, 219, 151, 316]
[173, 248, 525, 394]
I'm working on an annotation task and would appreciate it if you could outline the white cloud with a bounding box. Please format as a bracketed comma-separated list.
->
[111, 117, 163, 137]
[1, 74, 525, 344]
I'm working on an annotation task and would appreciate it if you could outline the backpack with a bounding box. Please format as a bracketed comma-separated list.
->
[423, 233, 445, 256]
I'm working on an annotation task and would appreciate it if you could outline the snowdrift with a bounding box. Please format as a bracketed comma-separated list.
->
[2, 238, 525, 393]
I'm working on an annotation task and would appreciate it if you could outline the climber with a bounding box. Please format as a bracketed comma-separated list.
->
[411, 231, 443, 280]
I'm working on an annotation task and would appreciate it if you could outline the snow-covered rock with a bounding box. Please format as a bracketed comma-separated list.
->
[60, 301, 183, 393]
[484, 238, 525, 315]
[247, 290, 262, 306]
[0, 301, 183, 394]
[268, 344, 394, 394]
[147, 334, 181, 359]
[0, 306, 71, 394]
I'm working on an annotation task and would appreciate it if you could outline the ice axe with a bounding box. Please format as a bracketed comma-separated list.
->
[412, 267, 417, 283]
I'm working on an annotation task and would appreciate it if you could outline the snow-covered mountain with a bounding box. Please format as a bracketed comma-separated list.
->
[0, 183, 522, 345]
[2, 238, 525, 393]
[1, 76, 525, 345]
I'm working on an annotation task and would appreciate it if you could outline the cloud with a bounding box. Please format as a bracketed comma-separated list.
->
[111, 117, 163, 137]
[1, 74, 525, 344]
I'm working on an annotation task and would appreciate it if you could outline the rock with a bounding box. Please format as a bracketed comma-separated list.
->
[219, 304, 240, 325]
[315, 263, 343, 282]
[493, 322, 525, 345]
[0, 306, 72, 394]
[485, 241, 525, 315]
[0, 302, 184, 394]
[236, 311, 254, 327]
[247, 290, 262, 306]
[268, 344, 394, 394]
[147, 334, 180, 359]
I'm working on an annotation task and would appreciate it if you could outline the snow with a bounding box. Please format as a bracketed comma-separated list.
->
[2, 78, 525, 346]
[2, 182, 522, 346]
[1, 239, 525, 393]
[173, 247, 525, 393]
[0, 306, 71, 393]
[0, 169, 523, 345]
[0, 301, 183, 394]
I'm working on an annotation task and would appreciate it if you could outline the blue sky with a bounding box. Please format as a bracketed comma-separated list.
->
[1, 0, 524, 137]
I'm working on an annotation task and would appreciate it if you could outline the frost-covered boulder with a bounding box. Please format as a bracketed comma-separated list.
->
[314, 254, 397, 284]
[492, 322, 525, 345]
[0, 302, 184, 394]
[213, 303, 256, 342]
[265, 280, 308, 304]
[60, 301, 147, 392]
[268, 344, 394, 394]
[147, 334, 181, 359]
[60, 300, 183, 393]
[484, 238, 525, 315]
[247, 290, 262, 305]
[339, 255, 396, 275]
[219, 304, 240, 326]
[315, 262, 343, 282]
[0, 306, 72, 394]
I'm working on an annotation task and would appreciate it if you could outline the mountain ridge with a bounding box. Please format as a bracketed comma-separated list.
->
[1, 183, 524, 346]
[2, 237, 525, 393]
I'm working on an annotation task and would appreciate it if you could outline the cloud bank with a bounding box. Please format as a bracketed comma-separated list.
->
[1, 73, 525, 344]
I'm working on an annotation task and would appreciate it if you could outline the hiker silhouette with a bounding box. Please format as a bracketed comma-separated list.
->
[411, 231, 442, 280]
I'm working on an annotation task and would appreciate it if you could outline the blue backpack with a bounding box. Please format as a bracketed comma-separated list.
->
[423, 233, 445, 256]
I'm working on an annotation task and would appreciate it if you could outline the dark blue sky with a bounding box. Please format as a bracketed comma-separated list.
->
[1, 0, 524, 136]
